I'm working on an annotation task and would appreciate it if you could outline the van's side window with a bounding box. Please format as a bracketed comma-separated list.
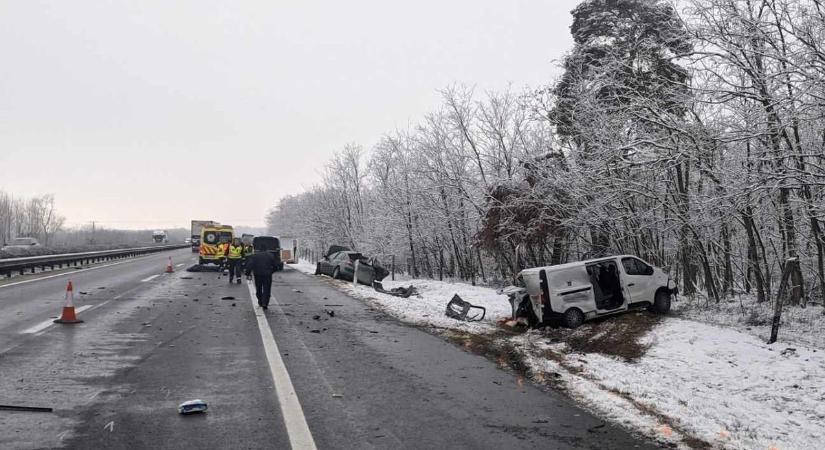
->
[622, 257, 652, 276]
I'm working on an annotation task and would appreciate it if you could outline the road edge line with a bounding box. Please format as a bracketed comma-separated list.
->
[246, 280, 317, 450]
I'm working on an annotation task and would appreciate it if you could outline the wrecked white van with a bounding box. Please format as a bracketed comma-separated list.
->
[507, 255, 677, 328]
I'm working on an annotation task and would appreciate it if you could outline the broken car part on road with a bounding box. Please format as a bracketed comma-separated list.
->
[372, 281, 417, 298]
[177, 399, 208, 414]
[445, 294, 486, 322]
[0, 404, 53, 413]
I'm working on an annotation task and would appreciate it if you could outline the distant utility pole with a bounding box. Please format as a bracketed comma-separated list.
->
[91, 221, 95, 244]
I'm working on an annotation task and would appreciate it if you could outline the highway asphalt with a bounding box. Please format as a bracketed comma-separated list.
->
[0, 248, 658, 449]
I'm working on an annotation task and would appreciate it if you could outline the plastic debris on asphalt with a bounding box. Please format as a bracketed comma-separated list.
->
[178, 399, 208, 414]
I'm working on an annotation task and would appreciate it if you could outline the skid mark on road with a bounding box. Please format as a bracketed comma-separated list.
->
[246, 280, 317, 450]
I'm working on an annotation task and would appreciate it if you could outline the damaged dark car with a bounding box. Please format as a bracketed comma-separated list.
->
[315, 245, 389, 285]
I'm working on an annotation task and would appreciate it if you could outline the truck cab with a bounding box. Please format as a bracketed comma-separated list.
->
[152, 230, 168, 243]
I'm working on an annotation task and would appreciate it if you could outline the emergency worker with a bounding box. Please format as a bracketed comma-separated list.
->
[217, 240, 230, 272]
[226, 238, 244, 284]
[245, 246, 277, 309]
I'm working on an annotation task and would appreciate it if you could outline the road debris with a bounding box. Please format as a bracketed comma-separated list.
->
[587, 423, 607, 433]
[445, 294, 486, 322]
[186, 264, 219, 272]
[373, 281, 417, 298]
[0, 404, 53, 413]
[178, 399, 208, 414]
[220, 296, 235, 301]
[324, 309, 335, 318]
[310, 329, 321, 333]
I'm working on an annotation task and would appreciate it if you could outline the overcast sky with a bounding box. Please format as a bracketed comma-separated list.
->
[0, 0, 580, 230]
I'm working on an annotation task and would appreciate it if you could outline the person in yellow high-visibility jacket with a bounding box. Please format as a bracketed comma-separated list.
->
[217, 241, 229, 272]
[226, 238, 245, 284]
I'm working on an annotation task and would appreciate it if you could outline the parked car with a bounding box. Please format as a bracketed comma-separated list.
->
[315, 246, 388, 285]
[1, 237, 42, 252]
[505, 255, 677, 329]
[252, 235, 283, 271]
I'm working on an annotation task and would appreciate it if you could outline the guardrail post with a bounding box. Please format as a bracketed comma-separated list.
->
[353, 260, 359, 287]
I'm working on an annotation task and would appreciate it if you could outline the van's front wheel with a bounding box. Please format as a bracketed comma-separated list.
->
[563, 308, 585, 329]
[650, 290, 672, 314]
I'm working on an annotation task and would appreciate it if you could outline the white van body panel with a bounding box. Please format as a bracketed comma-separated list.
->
[546, 265, 594, 316]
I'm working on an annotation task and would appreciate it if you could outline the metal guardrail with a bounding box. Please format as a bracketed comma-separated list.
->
[0, 244, 189, 277]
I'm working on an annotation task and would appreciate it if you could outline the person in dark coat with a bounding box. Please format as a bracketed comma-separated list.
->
[245, 249, 277, 309]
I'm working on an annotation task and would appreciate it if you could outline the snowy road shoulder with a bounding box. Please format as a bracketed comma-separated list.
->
[289, 262, 825, 449]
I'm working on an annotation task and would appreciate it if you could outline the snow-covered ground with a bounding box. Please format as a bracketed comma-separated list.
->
[290, 261, 825, 449]
[291, 260, 508, 334]
[674, 293, 825, 349]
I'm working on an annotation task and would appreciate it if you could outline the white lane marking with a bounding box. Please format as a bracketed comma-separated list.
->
[140, 274, 160, 282]
[0, 252, 180, 290]
[246, 280, 317, 450]
[21, 305, 94, 334]
[175, 263, 185, 267]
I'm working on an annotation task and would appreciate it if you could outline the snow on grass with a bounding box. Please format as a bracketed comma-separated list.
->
[674, 293, 825, 350]
[519, 342, 686, 447]
[343, 277, 511, 334]
[289, 260, 825, 449]
[565, 318, 825, 449]
[291, 260, 318, 275]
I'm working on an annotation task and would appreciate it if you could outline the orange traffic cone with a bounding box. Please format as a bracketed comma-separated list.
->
[54, 280, 84, 324]
[165, 257, 174, 273]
